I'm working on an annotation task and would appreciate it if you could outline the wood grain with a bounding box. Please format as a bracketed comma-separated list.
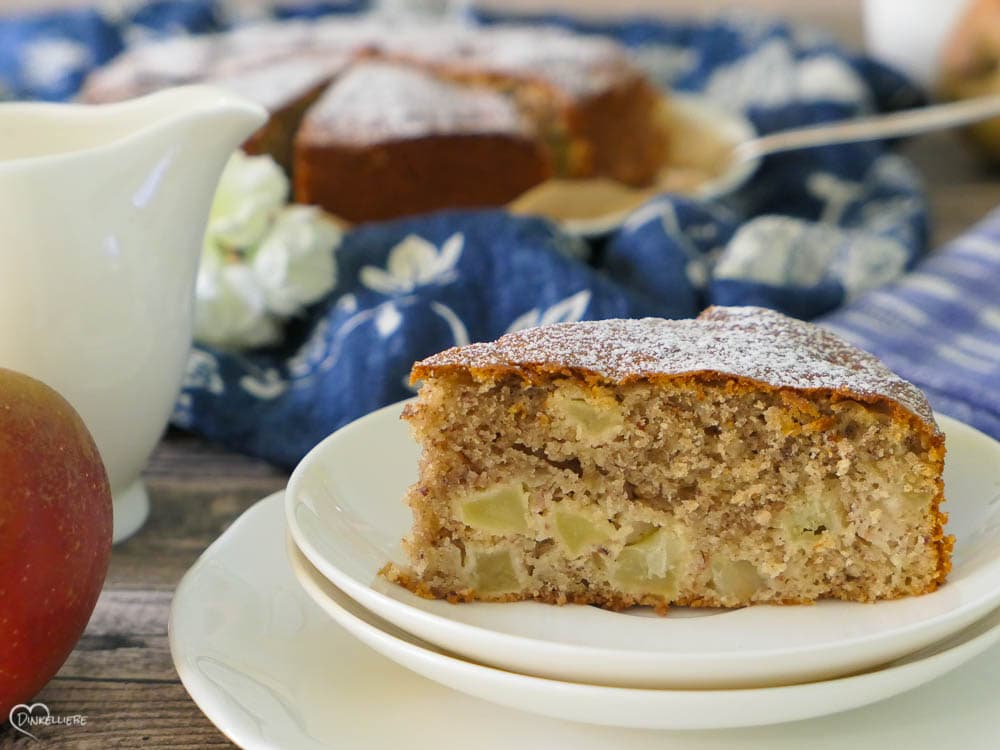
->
[2, 680, 233, 748]
[1, 2, 997, 748]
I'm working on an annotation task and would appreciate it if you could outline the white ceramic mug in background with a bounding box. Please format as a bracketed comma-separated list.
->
[0, 87, 265, 543]
[863, 0, 972, 90]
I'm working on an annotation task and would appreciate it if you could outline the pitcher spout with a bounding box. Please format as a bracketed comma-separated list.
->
[58, 84, 270, 286]
[125, 85, 268, 158]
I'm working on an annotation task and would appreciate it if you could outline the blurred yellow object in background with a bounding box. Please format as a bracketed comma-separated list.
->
[940, 0, 1000, 165]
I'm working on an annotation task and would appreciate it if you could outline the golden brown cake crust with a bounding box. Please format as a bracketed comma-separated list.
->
[411, 306, 941, 435]
[295, 133, 552, 223]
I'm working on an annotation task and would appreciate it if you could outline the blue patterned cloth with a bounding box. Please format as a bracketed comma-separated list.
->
[821, 208, 1000, 440]
[3, 1, 996, 466]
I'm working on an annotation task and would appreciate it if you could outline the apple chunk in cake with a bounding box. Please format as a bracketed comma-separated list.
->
[384, 307, 952, 612]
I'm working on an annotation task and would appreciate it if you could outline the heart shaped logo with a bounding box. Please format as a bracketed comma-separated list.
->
[9, 702, 51, 740]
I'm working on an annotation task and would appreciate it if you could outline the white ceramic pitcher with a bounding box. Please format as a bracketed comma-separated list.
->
[0, 86, 266, 543]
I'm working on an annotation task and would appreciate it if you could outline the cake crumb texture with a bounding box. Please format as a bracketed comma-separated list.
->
[387, 307, 951, 612]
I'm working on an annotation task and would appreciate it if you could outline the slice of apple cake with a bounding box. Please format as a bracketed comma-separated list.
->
[384, 306, 952, 612]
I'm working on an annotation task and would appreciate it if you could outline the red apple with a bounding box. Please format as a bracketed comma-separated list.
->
[0, 368, 112, 716]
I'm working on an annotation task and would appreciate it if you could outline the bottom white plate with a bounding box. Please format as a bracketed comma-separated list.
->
[171, 493, 1000, 747]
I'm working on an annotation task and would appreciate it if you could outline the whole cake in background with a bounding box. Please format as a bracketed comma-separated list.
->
[384, 306, 952, 613]
[81, 18, 668, 223]
[295, 61, 551, 223]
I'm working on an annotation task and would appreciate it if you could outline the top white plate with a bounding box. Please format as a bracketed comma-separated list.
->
[286, 400, 1000, 689]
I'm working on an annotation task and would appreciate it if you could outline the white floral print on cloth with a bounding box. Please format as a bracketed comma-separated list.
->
[174, 210, 643, 465]
[506, 290, 593, 334]
[360, 233, 463, 295]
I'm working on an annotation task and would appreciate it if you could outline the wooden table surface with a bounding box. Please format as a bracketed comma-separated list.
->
[2, 1, 999, 748]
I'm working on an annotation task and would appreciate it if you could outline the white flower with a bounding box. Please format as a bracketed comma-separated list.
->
[193, 252, 282, 350]
[193, 153, 346, 350]
[360, 233, 463, 294]
[206, 151, 289, 251]
[252, 205, 341, 316]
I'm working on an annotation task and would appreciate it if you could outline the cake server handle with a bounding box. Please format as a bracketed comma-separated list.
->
[730, 93, 1000, 164]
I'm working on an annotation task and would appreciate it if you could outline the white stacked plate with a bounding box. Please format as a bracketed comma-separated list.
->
[170, 400, 1000, 745]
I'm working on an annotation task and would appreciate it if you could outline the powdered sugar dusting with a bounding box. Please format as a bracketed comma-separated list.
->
[83, 19, 639, 104]
[470, 26, 635, 95]
[378, 23, 634, 96]
[303, 61, 530, 145]
[80, 35, 215, 101]
[221, 19, 313, 55]
[207, 54, 348, 111]
[416, 306, 938, 429]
